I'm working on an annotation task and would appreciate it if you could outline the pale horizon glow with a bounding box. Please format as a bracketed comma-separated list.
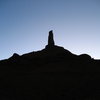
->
[0, 0, 100, 60]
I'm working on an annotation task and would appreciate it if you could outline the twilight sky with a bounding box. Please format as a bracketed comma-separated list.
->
[0, 0, 100, 60]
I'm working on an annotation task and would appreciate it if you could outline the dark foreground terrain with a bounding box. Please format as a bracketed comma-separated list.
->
[0, 45, 100, 100]
[0, 31, 100, 100]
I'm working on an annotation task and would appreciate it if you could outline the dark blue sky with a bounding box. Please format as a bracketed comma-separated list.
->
[0, 0, 100, 59]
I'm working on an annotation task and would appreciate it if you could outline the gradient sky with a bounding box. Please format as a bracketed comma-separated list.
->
[0, 0, 100, 60]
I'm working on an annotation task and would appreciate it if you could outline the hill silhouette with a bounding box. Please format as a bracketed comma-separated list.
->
[0, 31, 100, 100]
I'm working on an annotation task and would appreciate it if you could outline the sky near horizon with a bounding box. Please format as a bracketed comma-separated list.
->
[0, 0, 100, 60]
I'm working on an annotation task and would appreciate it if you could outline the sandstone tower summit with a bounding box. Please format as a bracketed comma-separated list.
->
[45, 30, 65, 51]
[48, 30, 55, 46]
[46, 30, 55, 48]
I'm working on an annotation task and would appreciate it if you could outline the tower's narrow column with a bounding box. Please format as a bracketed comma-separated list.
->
[48, 30, 55, 46]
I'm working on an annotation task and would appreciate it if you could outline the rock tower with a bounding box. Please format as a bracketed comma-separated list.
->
[48, 30, 55, 46]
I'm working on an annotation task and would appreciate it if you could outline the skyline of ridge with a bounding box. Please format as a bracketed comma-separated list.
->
[0, 30, 98, 60]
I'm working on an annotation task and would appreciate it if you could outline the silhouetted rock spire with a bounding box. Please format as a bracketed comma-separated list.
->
[45, 30, 55, 49]
[48, 30, 55, 46]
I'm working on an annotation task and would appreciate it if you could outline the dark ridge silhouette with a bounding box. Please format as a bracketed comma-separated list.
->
[0, 31, 100, 100]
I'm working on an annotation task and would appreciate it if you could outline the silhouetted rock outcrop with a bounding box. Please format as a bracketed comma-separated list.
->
[0, 31, 100, 100]
[48, 30, 55, 46]
[46, 30, 55, 49]
[79, 54, 91, 61]
[10, 53, 20, 59]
